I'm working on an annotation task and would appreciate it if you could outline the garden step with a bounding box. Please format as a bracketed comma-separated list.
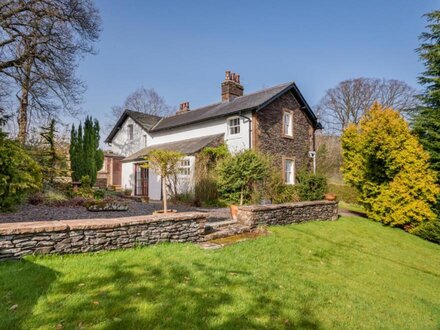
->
[208, 219, 237, 228]
[204, 224, 252, 241]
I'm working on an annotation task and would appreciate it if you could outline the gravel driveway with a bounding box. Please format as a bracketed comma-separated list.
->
[0, 200, 232, 223]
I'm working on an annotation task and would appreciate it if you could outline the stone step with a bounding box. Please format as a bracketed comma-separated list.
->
[204, 224, 251, 241]
[207, 219, 237, 228]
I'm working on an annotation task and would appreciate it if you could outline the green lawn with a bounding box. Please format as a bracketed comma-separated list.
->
[338, 201, 366, 214]
[1, 216, 440, 329]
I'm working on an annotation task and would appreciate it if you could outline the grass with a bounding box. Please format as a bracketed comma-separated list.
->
[327, 183, 359, 204]
[1, 216, 440, 329]
[338, 201, 365, 214]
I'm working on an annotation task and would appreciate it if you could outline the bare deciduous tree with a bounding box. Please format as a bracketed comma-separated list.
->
[0, 0, 101, 143]
[111, 87, 174, 119]
[317, 78, 418, 133]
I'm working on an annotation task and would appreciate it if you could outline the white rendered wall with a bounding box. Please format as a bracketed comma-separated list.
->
[148, 155, 195, 200]
[148, 169, 161, 200]
[113, 112, 252, 199]
[149, 111, 252, 153]
[121, 162, 134, 191]
[111, 117, 151, 156]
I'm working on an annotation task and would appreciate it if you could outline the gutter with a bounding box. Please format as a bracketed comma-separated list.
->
[239, 111, 252, 149]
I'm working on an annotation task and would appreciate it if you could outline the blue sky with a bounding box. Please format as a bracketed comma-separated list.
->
[78, 0, 438, 127]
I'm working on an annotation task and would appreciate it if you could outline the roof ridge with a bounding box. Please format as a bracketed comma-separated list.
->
[162, 81, 294, 121]
[125, 109, 163, 119]
[237, 81, 294, 98]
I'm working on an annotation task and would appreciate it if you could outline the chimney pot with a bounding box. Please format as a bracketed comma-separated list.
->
[176, 102, 190, 115]
[221, 70, 244, 102]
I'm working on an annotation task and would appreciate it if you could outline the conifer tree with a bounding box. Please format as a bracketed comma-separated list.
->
[69, 117, 103, 185]
[342, 103, 439, 228]
[413, 10, 440, 176]
[70, 125, 78, 181]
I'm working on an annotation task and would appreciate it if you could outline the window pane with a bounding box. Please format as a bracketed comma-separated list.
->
[284, 160, 294, 184]
[229, 118, 240, 135]
[284, 113, 292, 136]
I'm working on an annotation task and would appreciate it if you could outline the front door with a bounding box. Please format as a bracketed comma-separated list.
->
[112, 158, 122, 186]
[135, 164, 148, 196]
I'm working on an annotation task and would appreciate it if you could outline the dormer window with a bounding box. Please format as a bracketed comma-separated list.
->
[228, 117, 240, 135]
[283, 110, 293, 137]
[143, 134, 147, 147]
[127, 124, 134, 140]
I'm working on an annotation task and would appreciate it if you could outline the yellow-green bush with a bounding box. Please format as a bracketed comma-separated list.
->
[341, 103, 439, 228]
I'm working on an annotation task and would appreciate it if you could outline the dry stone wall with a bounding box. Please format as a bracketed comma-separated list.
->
[237, 201, 338, 228]
[0, 213, 206, 260]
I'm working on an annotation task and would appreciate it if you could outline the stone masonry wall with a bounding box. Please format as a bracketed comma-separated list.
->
[0, 213, 206, 260]
[254, 91, 315, 171]
[237, 201, 338, 229]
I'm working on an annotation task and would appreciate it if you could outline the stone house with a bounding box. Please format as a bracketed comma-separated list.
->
[104, 71, 321, 199]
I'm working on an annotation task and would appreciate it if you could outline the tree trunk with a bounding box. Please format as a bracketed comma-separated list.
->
[162, 176, 168, 213]
[240, 186, 244, 206]
[17, 59, 32, 144]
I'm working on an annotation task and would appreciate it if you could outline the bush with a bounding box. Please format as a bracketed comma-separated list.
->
[272, 185, 301, 204]
[93, 189, 106, 200]
[74, 175, 94, 198]
[410, 220, 440, 244]
[217, 150, 270, 205]
[295, 172, 327, 201]
[0, 135, 42, 210]
[173, 192, 194, 205]
[28, 193, 44, 205]
[43, 190, 68, 206]
[341, 103, 439, 227]
[194, 177, 218, 206]
[194, 144, 229, 206]
[327, 183, 359, 204]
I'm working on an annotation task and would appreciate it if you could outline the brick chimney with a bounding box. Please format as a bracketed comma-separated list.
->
[221, 71, 244, 102]
[176, 102, 190, 115]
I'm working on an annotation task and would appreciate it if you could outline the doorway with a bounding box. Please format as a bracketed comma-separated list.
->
[135, 164, 148, 196]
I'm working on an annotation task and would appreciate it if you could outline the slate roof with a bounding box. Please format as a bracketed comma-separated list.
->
[122, 133, 224, 162]
[105, 81, 321, 143]
[104, 110, 162, 143]
[150, 82, 321, 132]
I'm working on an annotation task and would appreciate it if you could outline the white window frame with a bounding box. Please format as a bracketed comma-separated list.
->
[283, 110, 293, 137]
[228, 117, 241, 136]
[283, 157, 295, 185]
[179, 159, 191, 176]
[127, 124, 134, 140]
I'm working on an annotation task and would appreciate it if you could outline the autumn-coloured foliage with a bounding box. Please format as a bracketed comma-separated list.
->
[341, 103, 439, 228]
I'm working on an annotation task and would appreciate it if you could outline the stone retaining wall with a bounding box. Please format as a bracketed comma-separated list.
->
[0, 212, 206, 260]
[237, 200, 338, 228]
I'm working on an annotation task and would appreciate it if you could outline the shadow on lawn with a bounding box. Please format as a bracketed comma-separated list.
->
[24, 256, 322, 329]
[290, 225, 440, 278]
[0, 259, 58, 329]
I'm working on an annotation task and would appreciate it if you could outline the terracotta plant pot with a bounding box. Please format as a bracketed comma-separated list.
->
[230, 204, 238, 220]
[153, 209, 177, 215]
[324, 193, 336, 201]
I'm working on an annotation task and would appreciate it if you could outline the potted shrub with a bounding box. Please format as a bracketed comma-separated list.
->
[230, 204, 238, 220]
[124, 188, 132, 196]
[218, 150, 271, 218]
[324, 193, 336, 201]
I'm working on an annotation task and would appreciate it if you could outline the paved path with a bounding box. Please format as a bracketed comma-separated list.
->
[338, 208, 367, 218]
